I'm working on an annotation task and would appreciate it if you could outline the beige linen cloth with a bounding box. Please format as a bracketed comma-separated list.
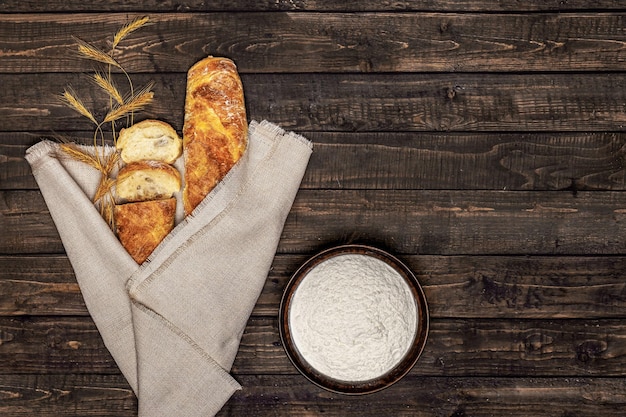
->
[25, 120, 312, 416]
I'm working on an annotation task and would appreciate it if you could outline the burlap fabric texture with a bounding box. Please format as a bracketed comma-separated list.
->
[25, 120, 313, 416]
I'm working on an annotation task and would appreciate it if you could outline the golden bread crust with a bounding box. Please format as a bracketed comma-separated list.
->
[182, 56, 247, 215]
[114, 198, 176, 264]
[115, 160, 182, 203]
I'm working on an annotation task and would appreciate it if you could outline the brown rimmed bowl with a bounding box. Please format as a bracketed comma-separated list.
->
[278, 244, 429, 395]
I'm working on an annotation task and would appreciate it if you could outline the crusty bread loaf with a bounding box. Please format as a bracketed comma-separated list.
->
[182, 56, 247, 215]
[115, 160, 181, 203]
[115, 198, 176, 264]
[113, 119, 183, 263]
[117, 119, 182, 164]
[111, 57, 247, 263]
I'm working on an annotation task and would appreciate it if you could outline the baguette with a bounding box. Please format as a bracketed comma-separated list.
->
[115, 198, 176, 264]
[115, 160, 181, 203]
[182, 56, 247, 215]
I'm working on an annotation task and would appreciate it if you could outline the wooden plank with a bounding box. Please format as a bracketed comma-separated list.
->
[2, 73, 626, 133]
[2, 13, 626, 74]
[1, 373, 624, 417]
[303, 132, 626, 192]
[224, 375, 626, 417]
[2, 1, 624, 13]
[0, 316, 116, 374]
[237, 317, 626, 377]
[0, 191, 63, 254]
[6, 131, 626, 192]
[0, 374, 136, 417]
[282, 189, 626, 255]
[0, 134, 37, 190]
[2, 316, 626, 377]
[3, 254, 626, 319]
[0, 256, 84, 316]
[4, 189, 626, 256]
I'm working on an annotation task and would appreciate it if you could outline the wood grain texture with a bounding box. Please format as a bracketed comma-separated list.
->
[0, 374, 135, 417]
[0, 374, 624, 417]
[2, 1, 625, 13]
[0, 256, 84, 316]
[5, 131, 626, 191]
[2, 316, 626, 377]
[4, 189, 626, 256]
[303, 132, 626, 191]
[223, 375, 626, 417]
[2, 13, 626, 74]
[3, 254, 626, 319]
[282, 190, 626, 255]
[2, 73, 626, 132]
[236, 318, 626, 377]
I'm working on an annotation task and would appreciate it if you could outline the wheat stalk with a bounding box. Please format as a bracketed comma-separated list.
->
[59, 88, 98, 125]
[97, 190, 116, 230]
[112, 16, 150, 50]
[94, 158, 119, 230]
[74, 36, 122, 68]
[59, 143, 120, 175]
[59, 88, 106, 152]
[93, 175, 116, 204]
[60, 143, 120, 230]
[102, 150, 120, 174]
[103, 82, 154, 123]
[59, 143, 102, 170]
[50, 132, 82, 144]
[93, 72, 124, 105]
[58, 17, 153, 232]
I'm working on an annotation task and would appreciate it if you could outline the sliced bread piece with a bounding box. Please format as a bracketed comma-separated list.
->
[114, 198, 176, 264]
[115, 160, 181, 203]
[117, 119, 183, 164]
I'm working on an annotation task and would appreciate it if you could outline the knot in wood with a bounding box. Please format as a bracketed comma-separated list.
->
[0, 329, 15, 345]
[523, 332, 554, 355]
[576, 340, 607, 363]
[446, 85, 464, 101]
[46, 326, 66, 349]
[481, 276, 521, 307]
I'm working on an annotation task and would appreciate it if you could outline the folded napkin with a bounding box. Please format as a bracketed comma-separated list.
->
[25, 120, 313, 416]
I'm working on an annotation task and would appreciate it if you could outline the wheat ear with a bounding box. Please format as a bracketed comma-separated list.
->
[59, 143, 102, 170]
[112, 16, 150, 50]
[93, 73, 124, 105]
[93, 175, 116, 204]
[97, 191, 116, 230]
[59, 88, 98, 125]
[103, 82, 154, 123]
[73, 36, 122, 68]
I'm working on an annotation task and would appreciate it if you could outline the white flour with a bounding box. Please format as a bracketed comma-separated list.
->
[288, 253, 417, 382]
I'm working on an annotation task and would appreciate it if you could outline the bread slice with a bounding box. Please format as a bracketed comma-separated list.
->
[116, 119, 183, 164]
[115, 160, 181, 203]
[115, 198, 176, 264]
[182, 56, 247, 215]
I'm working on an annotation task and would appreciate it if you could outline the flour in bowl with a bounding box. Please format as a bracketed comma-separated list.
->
[288, 253, 418, 382]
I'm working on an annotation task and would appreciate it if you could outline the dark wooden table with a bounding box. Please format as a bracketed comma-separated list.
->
[3, 2, 626, 416]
